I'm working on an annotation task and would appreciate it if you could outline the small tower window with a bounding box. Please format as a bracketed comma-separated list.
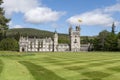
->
[74, 39, 77, 43]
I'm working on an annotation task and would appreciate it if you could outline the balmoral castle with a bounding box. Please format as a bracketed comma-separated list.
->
[19, 26, 90, 52]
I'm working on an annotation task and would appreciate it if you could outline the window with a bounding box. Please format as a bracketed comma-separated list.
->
[74, 39, 77, 43]
[30, 42, 32, 49]
[38, 41, 43, 48]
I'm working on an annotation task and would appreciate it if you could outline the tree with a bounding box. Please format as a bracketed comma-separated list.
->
[81, 36, 90, 44]
[14, 32, 21, 41]
[93, 30, 119, 51]
[117, 39, 120, 51]
[97, 30, 110, 51]
[117, 32, 120, 51]
[0, 38, 19, 51]
[111, 22, 116, 34]
[117, 32, 120, 38]
[0, 0, 10, 40]
[93, 37, 101, 51]
[104, 33, 118, 51]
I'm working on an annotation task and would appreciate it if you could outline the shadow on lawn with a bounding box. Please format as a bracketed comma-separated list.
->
[19, 61, 65, 80]
[82, 71, 111, 80]
[108, 65, 120, 72]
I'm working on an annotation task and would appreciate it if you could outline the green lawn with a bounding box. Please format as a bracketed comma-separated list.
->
[0, 52, 120, 80]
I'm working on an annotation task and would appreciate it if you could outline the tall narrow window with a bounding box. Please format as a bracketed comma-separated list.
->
[74, 39, 77, 43]
[38, 41, 40, 51]
[30, 42, 32, 49]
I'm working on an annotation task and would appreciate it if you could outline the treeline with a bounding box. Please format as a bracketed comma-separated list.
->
[6, 28, 54, 38]
[88, 23, 120, 51]
[6, 28, 70, 43]
[92, 30, 120, 51]
[6, 28, 94, 44]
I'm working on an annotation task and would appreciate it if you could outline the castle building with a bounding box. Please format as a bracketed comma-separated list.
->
[19, 26, 89, 52]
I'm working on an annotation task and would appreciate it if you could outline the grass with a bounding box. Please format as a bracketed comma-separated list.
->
[0, 52, 120, 80]
[0, 59, 4, 74]
[82, 71, 111, 80]
[108, 66, 120, 72]
[19, 61, 65, 80]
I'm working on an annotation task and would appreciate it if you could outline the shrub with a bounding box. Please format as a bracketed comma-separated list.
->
[0, 38, 19, 51]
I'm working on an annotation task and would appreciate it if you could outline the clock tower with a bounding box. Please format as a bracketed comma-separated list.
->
[69, 25, 80, 52]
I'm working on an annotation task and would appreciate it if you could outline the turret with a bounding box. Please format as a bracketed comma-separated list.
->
[76, 25, 80, 31]
[53, 30, 58, 52]
[69, 25, 72, 35]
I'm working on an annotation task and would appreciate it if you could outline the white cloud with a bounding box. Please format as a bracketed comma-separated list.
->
[13, 25, 23, 28]
[104, 3, 120, 12]
[8, 21, 23, 28]
[67, 10, 116, 26]
[2, 0, 39, 17]
[24, 7, 65, 24]
[2, 0, 65, 24]
[67, 3, 120, 27]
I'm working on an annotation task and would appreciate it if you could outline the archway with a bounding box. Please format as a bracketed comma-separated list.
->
[22, 48, 25, 52]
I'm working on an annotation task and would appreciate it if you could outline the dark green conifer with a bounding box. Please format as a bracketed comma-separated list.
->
[0, 0, 10, 40]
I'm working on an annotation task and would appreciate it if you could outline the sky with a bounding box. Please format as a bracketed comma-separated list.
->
[1, 0, 120, 36]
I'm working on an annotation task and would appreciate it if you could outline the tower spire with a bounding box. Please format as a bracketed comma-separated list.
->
[112, 22, 116, 34]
